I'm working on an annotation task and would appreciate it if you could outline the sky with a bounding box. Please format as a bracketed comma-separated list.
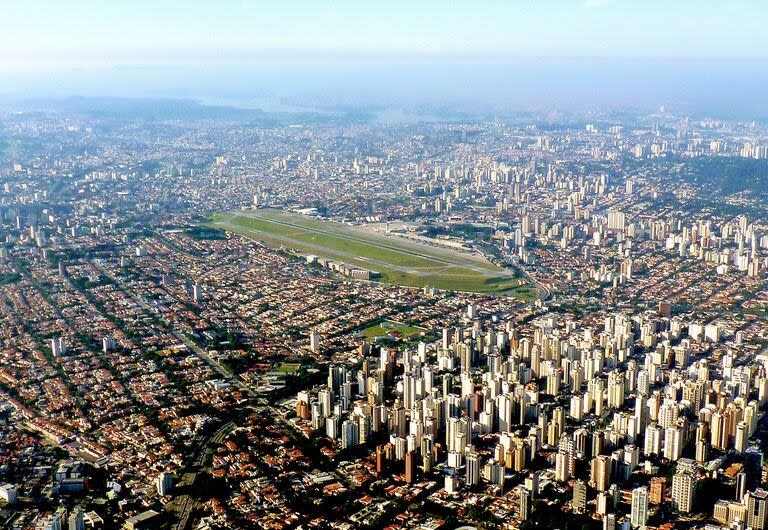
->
[2, 0, 767, 72]
[1, 1, 767, 116]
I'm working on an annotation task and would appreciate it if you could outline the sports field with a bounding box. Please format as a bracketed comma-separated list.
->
[361, 320, 425, 339]
[211, 209, 533, 296]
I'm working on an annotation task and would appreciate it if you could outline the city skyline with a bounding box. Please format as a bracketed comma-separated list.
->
[1, 2, 768, 530]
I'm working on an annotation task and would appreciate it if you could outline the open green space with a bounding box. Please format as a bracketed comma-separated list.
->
[361, 320, 425, 339]
[211, 209, 533, 297]
[272, 362, 302, 374]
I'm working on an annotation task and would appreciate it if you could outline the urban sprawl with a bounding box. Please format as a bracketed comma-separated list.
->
[0, 105, 767, 530]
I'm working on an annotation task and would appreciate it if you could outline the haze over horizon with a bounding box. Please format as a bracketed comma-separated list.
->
[2, 0, 768, 117]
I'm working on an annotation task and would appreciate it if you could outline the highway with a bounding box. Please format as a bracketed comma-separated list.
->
[171, 330, 257, 399]
[91, 259, 256, 399]
[91, 259, 261, 529]
[502, 255, 553, 300]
